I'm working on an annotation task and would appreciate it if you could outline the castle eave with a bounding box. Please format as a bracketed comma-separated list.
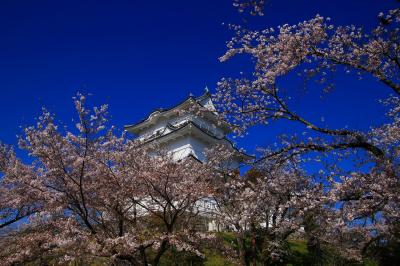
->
[140, 121, 253, 162]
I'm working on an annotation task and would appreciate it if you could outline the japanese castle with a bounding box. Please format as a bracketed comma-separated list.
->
[124, 88, 251, 166]
[124, 88, 251, 231]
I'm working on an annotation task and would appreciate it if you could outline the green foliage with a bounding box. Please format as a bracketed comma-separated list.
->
[288, 240, 308, 255]
[285, 240, 310, 266]
[204, 251, 234, 266]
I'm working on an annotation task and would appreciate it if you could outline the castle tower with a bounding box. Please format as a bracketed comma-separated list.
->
[124, 88, 251, 166]
[124, 89, 252, 231]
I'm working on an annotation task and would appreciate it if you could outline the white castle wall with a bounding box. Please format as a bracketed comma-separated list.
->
[128, 94, 245, 231]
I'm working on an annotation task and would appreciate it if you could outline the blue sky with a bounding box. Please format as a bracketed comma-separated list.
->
[0, 0, 398, 157]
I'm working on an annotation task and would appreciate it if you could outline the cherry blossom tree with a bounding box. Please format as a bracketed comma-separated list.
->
[215, 4, 400, 259]
[0, 144, 41, 230]
[0, 94, 216, 265]
[207, 146, 323, 265]
[117, 147, 216, 265]
[323, 97, 400, 259]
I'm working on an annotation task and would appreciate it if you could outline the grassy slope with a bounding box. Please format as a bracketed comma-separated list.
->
[202, 234, 379, 266]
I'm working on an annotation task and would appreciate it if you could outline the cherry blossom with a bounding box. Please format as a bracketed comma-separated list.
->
[215, 5, 400, 259]
[0, 94, 216, 265]
[206, 146, 323, 265]
[233, 0, 265, 16]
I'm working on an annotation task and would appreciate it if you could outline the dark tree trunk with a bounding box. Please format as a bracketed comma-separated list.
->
[251, 235, 257, 266]
[236, 234, 247, 266]
[140, 246, 148, 266]
[307, 235, 322, 266]
[152, 239, 168, 266]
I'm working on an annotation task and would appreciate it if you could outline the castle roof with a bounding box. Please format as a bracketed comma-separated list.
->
[124, 90, 231, 135]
